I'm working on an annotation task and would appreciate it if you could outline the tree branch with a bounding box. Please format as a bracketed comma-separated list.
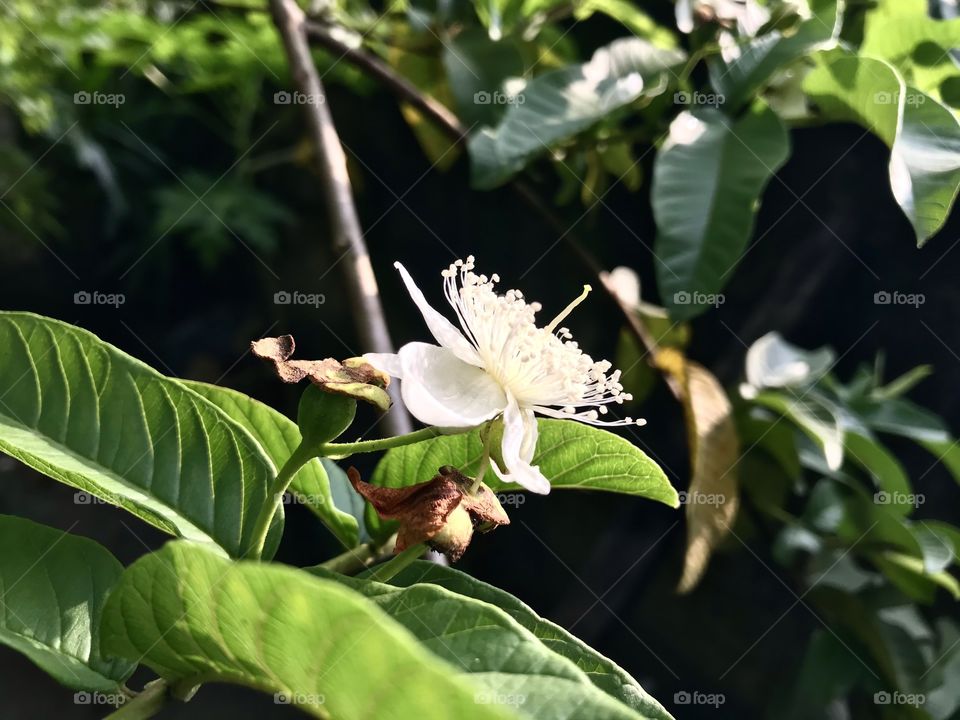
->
[270, 0, 412, 435]
[305, 20, 680, 399]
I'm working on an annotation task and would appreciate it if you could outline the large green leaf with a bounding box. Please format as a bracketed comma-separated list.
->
[652, 104, 790, 319]
[101, 541, 514, 720]
[371, 419, 676, 503]
[804, 50, 960, 244]
[316, 570, 657, 719]
[707, 1, 841, 111]
[184, 381, 359, 548]
[468, 37, 686, 188]
[860, 0, 960, 107]
[0, 313, 281, 558]
[349, 561, 676, 720]
[0, 515, 135, 691]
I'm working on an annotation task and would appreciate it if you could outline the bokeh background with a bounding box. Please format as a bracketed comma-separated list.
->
[1, 1, 959, 718]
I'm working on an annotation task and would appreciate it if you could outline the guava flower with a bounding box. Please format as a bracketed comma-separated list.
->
[365, 257, 643, 494]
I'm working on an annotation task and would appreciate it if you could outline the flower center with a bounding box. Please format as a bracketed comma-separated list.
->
[441, 257, 643, 427]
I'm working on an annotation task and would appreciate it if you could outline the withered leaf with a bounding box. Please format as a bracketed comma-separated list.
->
[656, 347, 740, 593]
[251, 335, 391, 410]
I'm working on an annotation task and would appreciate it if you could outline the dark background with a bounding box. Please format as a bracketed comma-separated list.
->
[1, 46, 959, 718]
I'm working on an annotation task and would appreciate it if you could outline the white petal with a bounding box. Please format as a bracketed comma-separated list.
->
[493, 396, 550, 494]
[363, 352, 403, 378]
[397, 343, 506, 428]
[394, 262, 482, 367]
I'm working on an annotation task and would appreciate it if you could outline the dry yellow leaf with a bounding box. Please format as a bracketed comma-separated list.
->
[656, 347, 740, 593]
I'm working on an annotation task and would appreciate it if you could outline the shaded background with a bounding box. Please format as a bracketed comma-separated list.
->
[1, 4, 960, 718]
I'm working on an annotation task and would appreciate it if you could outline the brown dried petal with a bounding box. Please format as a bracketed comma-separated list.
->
[347, 467, 463, 552]
[251, 335, 391, 410]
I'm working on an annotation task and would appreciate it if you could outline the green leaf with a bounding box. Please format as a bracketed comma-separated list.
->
[388, 561, 674, 719]
[707, 2, 840, 112]
[0, 312, 280, 558]
[861, 1, 960, 108]
[843, 431, 912, 516]
[371, 419, 677, 502]
[0, 515, 135, 691]
[653, 104, 790, 319]
[442, 28, 524, 127]
[367, 419, 675, 542]
[101, 541, 515, 720]
[751, 390, 844, 471]
[804, 49, 960, 244]
[183, 381, 360, 548]
[870, 551, 960, 602]
[469, 37, 686, 188]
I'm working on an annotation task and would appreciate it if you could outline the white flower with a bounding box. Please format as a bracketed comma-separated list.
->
[365, 256, 644, 495]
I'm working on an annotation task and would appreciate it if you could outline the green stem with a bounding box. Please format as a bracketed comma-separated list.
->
[470, 422, 495, 494]
[312, 534, 397, 576]
[106, 680, 168, 720]
[245, 443, 315, 560]
[319, 426, 458, 457]
[367, 543, 427, 583]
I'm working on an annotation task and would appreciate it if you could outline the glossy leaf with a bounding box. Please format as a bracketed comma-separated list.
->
[652, 104, 790, 319]
[469, 37, 686, 188]
[708, 2, 840, 112]
[371, 419, 677, 503]
[804, 50, 960, 244]
[373, 561, 677, 720]
[0, 515, 135, 691]
[0, 312, 279, 558]
[184, 381, 359, 548]
[101, 541, 514, 720]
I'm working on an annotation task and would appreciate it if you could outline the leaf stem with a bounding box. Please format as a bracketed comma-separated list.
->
[105, 680, 168, 720]
[318, 426, 456, 457]
[245, 443, 315, 560]
[313, 534, 397, 575]
[367, 542, 427, 583]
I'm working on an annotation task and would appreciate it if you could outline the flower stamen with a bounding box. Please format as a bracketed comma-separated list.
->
[546, 284, 592, 334]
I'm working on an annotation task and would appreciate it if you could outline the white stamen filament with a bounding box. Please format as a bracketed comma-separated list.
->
[439, 257, 643, 427]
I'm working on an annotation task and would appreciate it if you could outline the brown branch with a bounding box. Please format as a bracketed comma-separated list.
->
[305, 20, 680, 399]
[269, 0, 412, 435]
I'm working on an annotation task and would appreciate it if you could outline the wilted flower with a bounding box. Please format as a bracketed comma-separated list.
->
[348, 466, 509, 562]
[365, 257, 643, 494]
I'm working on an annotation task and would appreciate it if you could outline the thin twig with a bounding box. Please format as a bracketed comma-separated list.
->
[305, 20, 680, 399]
[270, 0, 412, 435]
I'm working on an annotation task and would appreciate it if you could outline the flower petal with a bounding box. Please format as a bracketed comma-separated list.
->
[493, 396, 550, 494]
[395, 262, 482, 367]
[397, 343, 506, 428]
[363, 352, 404, 379]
